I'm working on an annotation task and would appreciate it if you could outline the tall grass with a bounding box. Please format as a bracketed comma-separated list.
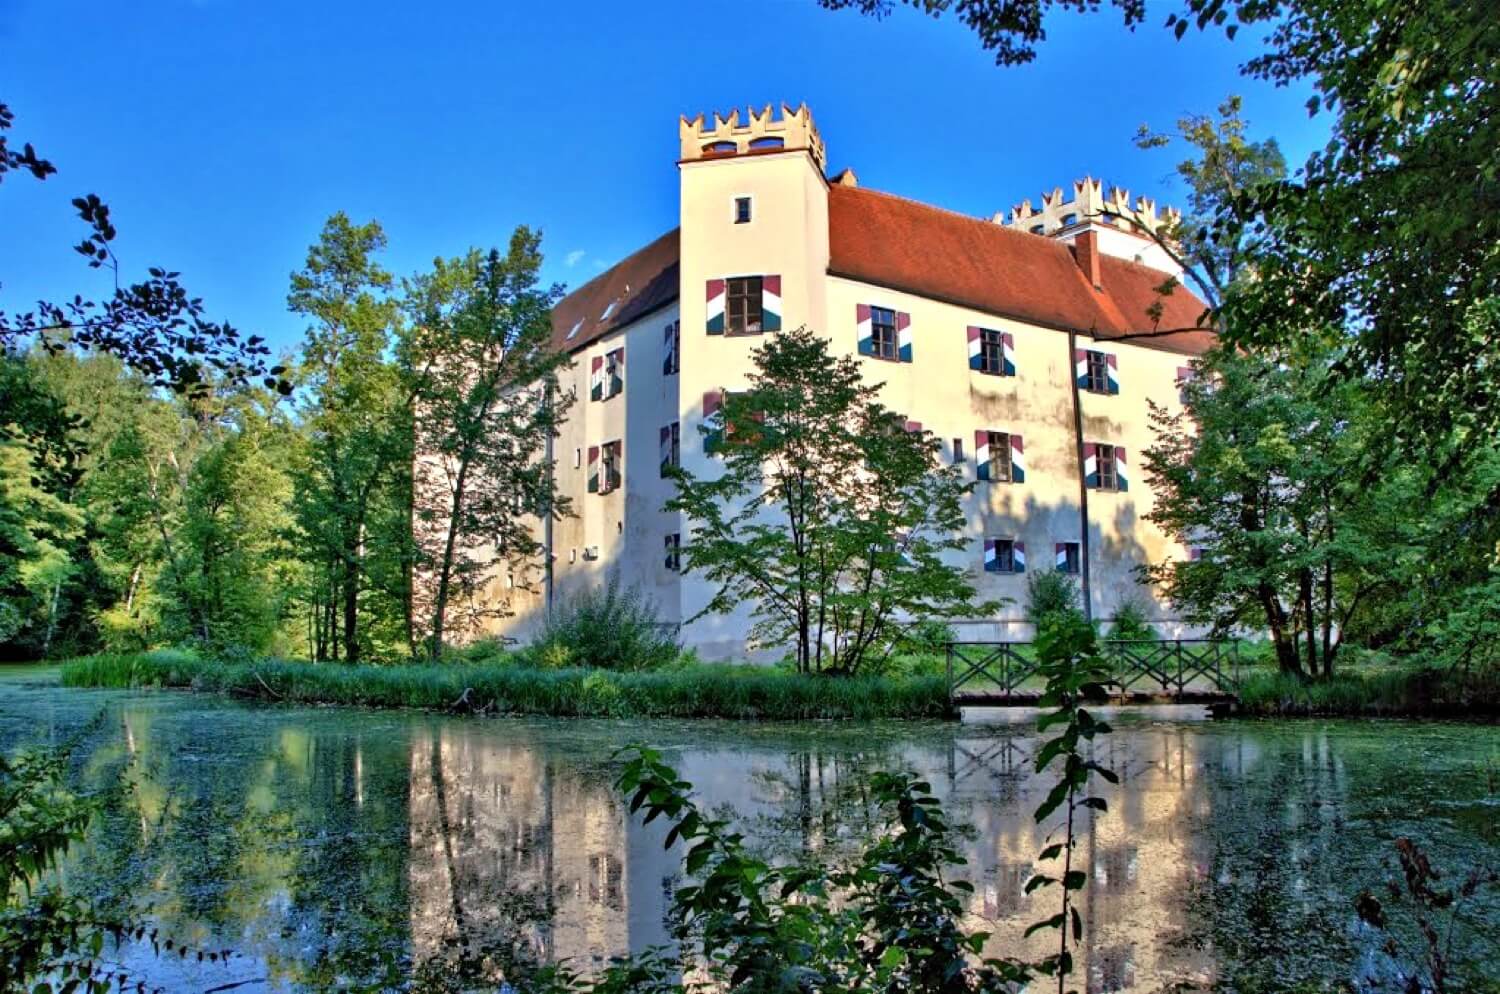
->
[1236, 665, 1500, 717]
[59, 652, 952, 721]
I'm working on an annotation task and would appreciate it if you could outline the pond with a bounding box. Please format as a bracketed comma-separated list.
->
[2, 667, 1497, 992]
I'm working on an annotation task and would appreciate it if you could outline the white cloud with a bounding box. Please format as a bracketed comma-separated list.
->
[565, 249, 586, 267]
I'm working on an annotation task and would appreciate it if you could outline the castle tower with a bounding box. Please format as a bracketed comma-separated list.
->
[674, 103, 832, 656]
[1000, 178, 1184, 277]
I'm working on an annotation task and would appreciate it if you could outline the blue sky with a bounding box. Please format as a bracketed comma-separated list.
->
[1, 0, 1324, 357]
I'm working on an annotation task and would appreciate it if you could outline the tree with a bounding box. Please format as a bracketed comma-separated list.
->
[0, 361, 86, 654]
[401, 229, 571, 657]
[287, 213, 410, 663]
[1139, 344, 1404, 677]
[667, 326, 988, 675]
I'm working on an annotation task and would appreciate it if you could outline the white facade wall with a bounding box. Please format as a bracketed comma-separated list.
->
[485, 140, 1204, 657]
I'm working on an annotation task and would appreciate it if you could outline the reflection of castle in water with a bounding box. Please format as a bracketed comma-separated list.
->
[405, 719, 1234, 991]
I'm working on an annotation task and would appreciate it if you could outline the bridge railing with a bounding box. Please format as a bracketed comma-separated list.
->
[945, 638, 1238, 702]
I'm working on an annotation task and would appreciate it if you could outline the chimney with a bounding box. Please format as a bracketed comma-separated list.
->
[1073, 230, 1102, 290]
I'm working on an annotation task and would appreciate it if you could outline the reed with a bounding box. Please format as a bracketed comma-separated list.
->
[59, 651, 953, 721]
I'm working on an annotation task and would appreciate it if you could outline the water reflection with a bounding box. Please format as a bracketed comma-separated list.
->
[0, 677, 1494, 992]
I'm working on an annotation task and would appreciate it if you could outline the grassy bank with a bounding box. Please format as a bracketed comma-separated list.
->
[1235, 665, 1500, 718]
[59, 651, 953, 721]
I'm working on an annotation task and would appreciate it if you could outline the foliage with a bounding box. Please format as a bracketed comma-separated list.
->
[606, 748, 1036, 992]
[60, 651, 955, 720]
[287, 213, 412, 663]
[0, 100, 286, 398]
[1025, 610, 1118, 988]
[1106, 596, 1156, 642]
[401, 229, 571, 657]
[669, 326, 991, 676]
[1354, 838, 1499, 994]
[818, 0, 1149, 67]
[529, 572, 680, 671]
[1024, 568, 1079, 629]
[1235, 665, 1500, 718]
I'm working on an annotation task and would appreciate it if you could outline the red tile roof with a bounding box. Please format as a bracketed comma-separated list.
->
[827, 185, 1215, 355]
[550, 185, 1215, 357]
[550, 228, 679, 354]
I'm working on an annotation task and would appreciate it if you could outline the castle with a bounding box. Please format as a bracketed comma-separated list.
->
[489, 104, 1212, 659]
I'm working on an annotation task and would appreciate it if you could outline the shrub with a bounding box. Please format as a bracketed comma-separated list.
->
[1025, 568, 1079, 627]
[527, 573, 680, 671]
[1107, 596, 1157, 641]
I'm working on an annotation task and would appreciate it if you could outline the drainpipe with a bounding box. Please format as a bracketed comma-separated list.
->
[542, 382, 555, 616]
[1068, 330, 1094, 624]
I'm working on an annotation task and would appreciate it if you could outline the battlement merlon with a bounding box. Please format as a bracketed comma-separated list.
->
[998, 176, 1183, 237]
[679, 102, 827, 171]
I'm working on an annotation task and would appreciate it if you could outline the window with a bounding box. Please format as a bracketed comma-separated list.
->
[573, 447, 581, 469]
[726, 276, 763, 334]
[1061, 212, 1079, 226]
[664, 533, 682, 572]
[980, 328, 1008, 376]
[1085, 350, 1111, 393]
[1029, 223, 1046, 235]
[1096, 444, 1119, 491]
[734, 196, 752, 224]
[660, 422, 680, 477]
[952, 437, 965, 464]
[1057, 541, 1081, 574]
[985, 431, 1012, 482]
[566, 317, 584, 340]
[1176, 365, 1195, 405]
[663, 321, 680, 375]
[606, 348, 623, 398]
[985, 538, 1022, 573]
[600, 440, 622, 494]
[870, 306, 898, 360]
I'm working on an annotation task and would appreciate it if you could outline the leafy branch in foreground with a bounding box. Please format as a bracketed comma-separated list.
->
[1, 738, 233, 993]
[0, 99, 288, 398]
[1025, 610, 1118, 991]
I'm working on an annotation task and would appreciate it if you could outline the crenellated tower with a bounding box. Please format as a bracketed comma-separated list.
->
[678, 103, 827, 170]
[1000, 177, 1184, 276]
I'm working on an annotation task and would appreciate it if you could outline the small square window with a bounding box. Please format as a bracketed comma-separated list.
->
[985, 431, 1013, 483]
[986, 538, 1016, 573]
[734, 196, 752, 224]
[726, 277, 764, 334]
[600, 440, 623, 494]
[1058, 542, 1081, 574]
[573, 448, 582, 469]
[980, 329, 1008, 376]
[1096, 444, 1120, 491]
[952, 437, 965, 464]
[870, 306, 898, 360]
[1085, 350, 1111, 393]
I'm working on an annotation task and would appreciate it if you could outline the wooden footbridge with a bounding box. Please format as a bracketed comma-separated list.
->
[945, 638, 1241, 711]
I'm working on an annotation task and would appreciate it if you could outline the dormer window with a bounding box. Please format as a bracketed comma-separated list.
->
[566, 318, 584, 340]
[734, 196, 752, 224]
[600, 299, 617, 321]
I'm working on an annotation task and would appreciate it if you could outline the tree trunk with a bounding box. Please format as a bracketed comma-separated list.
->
[430, 457, 472, 660]
[1300, 567, 1318, 678]
[343, 523, 361, 665]
[1321, 560, 1335, 678]
[1258, 581, 1301, 677]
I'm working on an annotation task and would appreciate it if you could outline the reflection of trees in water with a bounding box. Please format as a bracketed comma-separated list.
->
[30, 695, 1500, 993]
[73, 707, 422, 992]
